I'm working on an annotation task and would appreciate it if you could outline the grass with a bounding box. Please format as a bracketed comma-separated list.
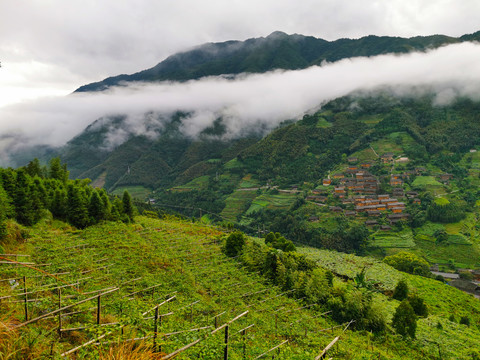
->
[220, 190, 257, 222]
[245, 193, 297, 215]
[316, 117, 332, 128]
[3, 216, 480, 358]
[171, 175, 210, 190]
[111, 186, 151, 199]
[369, 229, 416, 248]
[412, 176, 443, 187]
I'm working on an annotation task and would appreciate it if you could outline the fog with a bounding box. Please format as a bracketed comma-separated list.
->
[2, 41, 480, 164]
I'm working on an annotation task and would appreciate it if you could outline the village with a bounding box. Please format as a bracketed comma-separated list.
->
[304, 153, 455, 230]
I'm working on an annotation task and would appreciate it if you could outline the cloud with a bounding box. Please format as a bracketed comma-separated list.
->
[2, 41, 480, 165]
[1, 0, 480, 108]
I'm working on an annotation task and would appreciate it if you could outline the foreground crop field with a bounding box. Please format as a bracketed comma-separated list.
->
[1, 216, 480, 359]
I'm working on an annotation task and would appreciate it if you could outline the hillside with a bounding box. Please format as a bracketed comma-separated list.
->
[1, 215, 480, 359]
[74, 31, 480, 93]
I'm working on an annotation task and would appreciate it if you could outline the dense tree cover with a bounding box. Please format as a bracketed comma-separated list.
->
[427, 201, 466, 223]
[264, 231, 296, 252]
[0, 158, 136, 236]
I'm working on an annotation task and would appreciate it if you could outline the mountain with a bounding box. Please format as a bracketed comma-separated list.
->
[74, 30, 480, 92]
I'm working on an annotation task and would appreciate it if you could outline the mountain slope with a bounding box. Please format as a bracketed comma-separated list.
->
[74, 30, 480, 92]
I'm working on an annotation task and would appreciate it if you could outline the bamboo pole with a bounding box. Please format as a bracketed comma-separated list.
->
[253, 340, 288, 359]
[14, 287, 119, 328]
[160, 338, 202, 360]
[60, 331, 112, 357]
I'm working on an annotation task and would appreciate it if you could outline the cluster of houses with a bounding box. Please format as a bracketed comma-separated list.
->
[303, 152, 460, 230]
[305, 154, 428, 229]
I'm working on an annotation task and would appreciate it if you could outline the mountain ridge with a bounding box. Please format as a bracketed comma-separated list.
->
[74, 30, 480, 93]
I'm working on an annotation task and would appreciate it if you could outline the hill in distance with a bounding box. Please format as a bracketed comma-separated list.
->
[74, 30, 480, 93]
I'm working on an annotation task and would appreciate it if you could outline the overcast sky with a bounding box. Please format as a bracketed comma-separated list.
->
[1, 0, 480, 107]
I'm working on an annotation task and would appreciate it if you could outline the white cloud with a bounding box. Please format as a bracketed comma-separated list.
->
[1, 41, 480, 165]
[1, 0, 480, 108]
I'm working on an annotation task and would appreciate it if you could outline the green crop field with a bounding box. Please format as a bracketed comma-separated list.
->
[221, 190, 257, 221]
[412, 176, 443, 187]
[245, 193, 297, 215]
[111, 185, 151, 199]
[3, 216, 480, 359]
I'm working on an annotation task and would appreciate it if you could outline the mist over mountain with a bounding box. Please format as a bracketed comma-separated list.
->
[3, 30, 480, 186]
[75, 30, 480, 93]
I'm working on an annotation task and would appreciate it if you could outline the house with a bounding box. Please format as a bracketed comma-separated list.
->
[413, 198, 421, 205]
[333, 173, 345, 179]
[367, 210, 381, 217]
[396, 157, 409, 163]
[392, 188, 404, 197]
[329, 206, 343, 213]
[378, 194, 389, 200]
[348, 165, 358, 171]
[439, 173, 453, 182]
[380, 225, 392, 231]
[360, 161, 373, 168]
[334, 186, 346, 194]
[387, 202, 405, 209]
[345, 211, 356, 216]
[356, 172, 365, 179]
[365, 220, 378, 227]
[381, 152, 394, 163]
[391, 207, 404, 213]
[347, 157, 358, 163]
[390, 177, 403, 186]
[323, 179, 332, 186]
[405, 191, 419, 198]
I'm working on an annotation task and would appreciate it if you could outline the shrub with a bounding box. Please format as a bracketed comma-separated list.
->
[383, 251, 430, 276]
[392, 300, 417, 338]
[393, 280, 409, 301]
[408, 294, 428, 317]
[224, 231, 246, 257]
[460, 316, 471, 327]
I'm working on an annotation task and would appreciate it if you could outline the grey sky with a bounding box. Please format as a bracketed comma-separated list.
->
[1, 0, 479, 106]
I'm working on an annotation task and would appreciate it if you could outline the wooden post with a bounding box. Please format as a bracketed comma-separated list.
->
[96, 295, 101, 324]
[275, 314, 278, 336]
[153, 307, 159, 352]
[242, 329, 246, 360]
[190, 303, 193, 323]
[23, 276, 28, 321]
[58, 288, 62, 337]
[224, 325, 229, 360]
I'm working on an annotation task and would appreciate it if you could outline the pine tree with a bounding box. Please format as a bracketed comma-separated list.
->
[49, 158, 68, 182]
[0, 184, 12, 239]
[88, 190, 107, 223]
[66, 184, 90, 228]
[122, 190, 135, 221]
[13, 169, 36, 226]
[50, 187, 67, 219]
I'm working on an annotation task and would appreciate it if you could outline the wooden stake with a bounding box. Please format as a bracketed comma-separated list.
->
[224, 325, 229, 360]
[15, 287, 119, 328]
[23, 276, 28, 321]
[58, 288, 62, 337]
[153, 307, 159, 353]
[96, 295, 101, 325]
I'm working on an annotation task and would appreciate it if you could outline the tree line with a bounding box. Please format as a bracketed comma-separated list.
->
[0, 158, 136, 239]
